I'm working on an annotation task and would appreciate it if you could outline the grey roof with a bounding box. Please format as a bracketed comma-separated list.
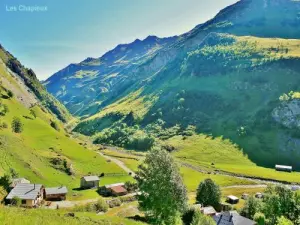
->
[81, 176, 100, 182]
[213, 211, 256, 225]
[6, 183, 43, 200]
[105, 183, 125, 188]
[9, 178, 30, 187]
[45, 186, 68, 195]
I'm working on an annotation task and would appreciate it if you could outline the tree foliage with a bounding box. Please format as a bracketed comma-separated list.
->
[11, 117, 23, 133]
[190, 209, 215, 225]
[136, 148, 188, 224]
[196, 178, 221, 209]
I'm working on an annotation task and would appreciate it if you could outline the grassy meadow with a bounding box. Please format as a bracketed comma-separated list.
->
[0, 95, 133, 199]
[0, 208, 145, 225]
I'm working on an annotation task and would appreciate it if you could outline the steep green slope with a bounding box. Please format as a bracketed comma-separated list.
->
[74, 34, 300, 172]
[0, 44, 71, 122]
[0, 58, 133, 199]
[45, 36, 178, 117]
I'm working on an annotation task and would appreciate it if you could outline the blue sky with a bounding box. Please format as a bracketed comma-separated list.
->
[0, 0, 237, 80]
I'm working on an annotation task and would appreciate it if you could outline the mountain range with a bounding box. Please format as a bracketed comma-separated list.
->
[45, 0, 300, 170]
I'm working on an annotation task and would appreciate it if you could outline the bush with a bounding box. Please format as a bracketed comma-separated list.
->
[0, 121, 8, 129]
[124, 181, 138, 193]
[50, 120, 60, 131]
[11, 117, 23, 133]
[254, 212, 266, 225]
[94, 198, 108, 212]
[7, 90, 14, 98]
[11, 196, 22, 207]
[108, 198, 122, 208]
[119, 195, 137, 203]
[191, 209, 215, 225]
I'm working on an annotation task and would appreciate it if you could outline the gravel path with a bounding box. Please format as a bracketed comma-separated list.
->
[98, 151, 136, 177]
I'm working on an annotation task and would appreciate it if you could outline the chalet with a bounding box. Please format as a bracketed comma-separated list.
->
[99, 183, 128, 196]
[6, 183, 44, 207]
[45, 186, 68, 200]
[80, 176, 100, 189]
[213, 211, 256, 225]
[226, 195, 239, 204]
[255, 192, 263, 199]
[241, 193, 249, 200]
[275, 165, 292, 172]
[9, 178, 30, 189]
[200, 206, 217, 216]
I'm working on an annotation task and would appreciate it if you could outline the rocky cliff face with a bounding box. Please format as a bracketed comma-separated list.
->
[273, 99, 300, 129]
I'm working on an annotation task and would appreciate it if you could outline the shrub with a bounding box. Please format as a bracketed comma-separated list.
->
[108, 198, 122, 208]
[124, 181, 138, 193]
[254, 212, 266, 225]
[119, 195, 137, 203]
[11, 196, 22, 207]
[0, 121, 8, 129]
[7, 90, 14, 98]
[94, 198, 108, 212]
[50, 120, 60, 131]
[11, 117, 23, 133]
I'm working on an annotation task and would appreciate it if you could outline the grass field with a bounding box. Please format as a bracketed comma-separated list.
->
[0, 208, 145, 225]
[0, 96, 133, 199]
[102, 149, 144, 172]
[169, 135, 300, 183]
[188, 186, 266, 209]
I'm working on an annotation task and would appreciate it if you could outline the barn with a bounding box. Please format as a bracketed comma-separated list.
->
[80, 176, 100, 189]
[45, 186, 68, 200]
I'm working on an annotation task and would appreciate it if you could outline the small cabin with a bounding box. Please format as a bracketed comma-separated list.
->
[241, 193, 249, 200]
[226, 195, 239, 204]
[80, 176, 100, 189]
[275, 165, 292, 172]
[201, 206, 217, 216]
[6, 183, 44, 207]
[99, 183, 127, 196]
[45, 186, 68, 200]
[255, 192, 264, 199]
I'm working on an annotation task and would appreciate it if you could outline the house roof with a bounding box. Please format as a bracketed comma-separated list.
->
[110, 185, 127, 193]
[201, 206, 217, 215]
[9, 178, 30, 188]
[82, 176, 100, 182]
[105, 183, 125, 188]
[6, 183, 43, 200]
[213, 211, 256, 225]
[45, 186, 68, 195]
[227, 195, 239, 200]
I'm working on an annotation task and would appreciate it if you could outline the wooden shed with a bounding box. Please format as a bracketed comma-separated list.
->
[226, 195, 239, 204]
[45, 186, 68, 200]
[80, 176, 100, 189]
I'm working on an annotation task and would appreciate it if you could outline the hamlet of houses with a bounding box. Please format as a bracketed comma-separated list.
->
[5, 174, 300, 225]
[5, 175, 130, 207]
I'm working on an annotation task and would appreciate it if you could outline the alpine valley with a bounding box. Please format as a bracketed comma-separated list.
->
[46, 0, 300, 171]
